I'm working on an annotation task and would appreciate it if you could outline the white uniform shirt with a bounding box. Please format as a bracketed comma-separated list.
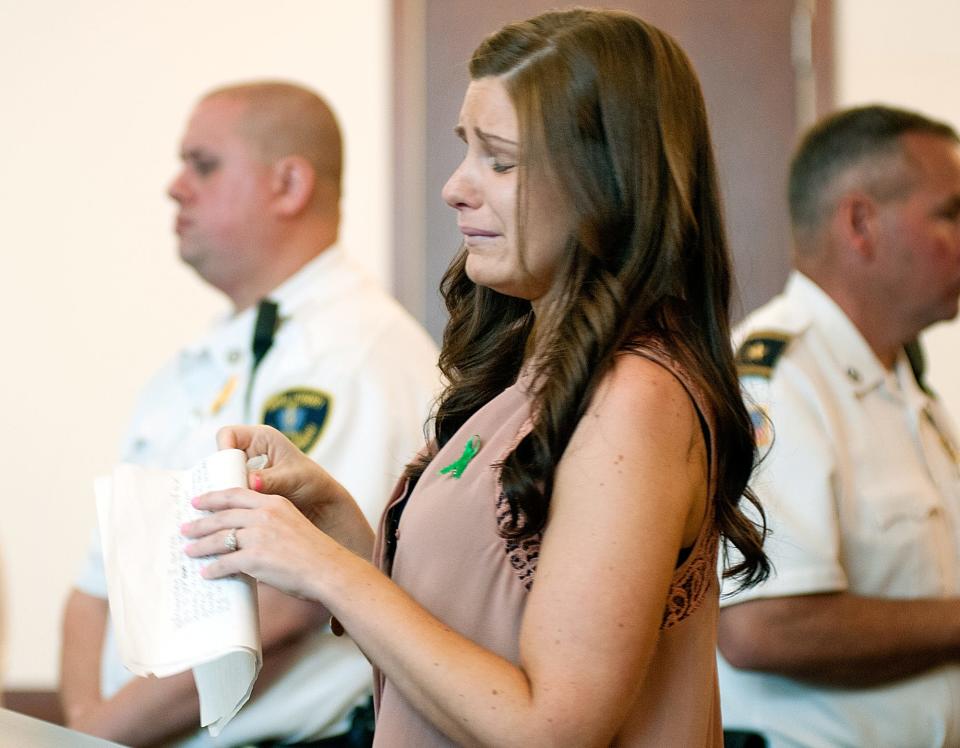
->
[719, 272, 960, 748]
[76, 246, 440, 746]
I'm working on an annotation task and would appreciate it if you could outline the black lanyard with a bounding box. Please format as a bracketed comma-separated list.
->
[245, 298, 279, 419]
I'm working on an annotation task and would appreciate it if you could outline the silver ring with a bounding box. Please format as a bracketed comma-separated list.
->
[224, 528, 238, 553]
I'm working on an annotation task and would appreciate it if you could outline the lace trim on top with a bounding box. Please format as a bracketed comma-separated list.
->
[494, 416, 540, 591]
[660, 525, 718, 630]
[495, 494, 541, 591]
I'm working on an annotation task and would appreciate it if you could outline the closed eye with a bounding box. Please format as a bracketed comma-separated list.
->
[488, 156, 515, 174]
[452, 124, 516, 173]
[192, 157, 219, 177]
[182, 149, 220, 177]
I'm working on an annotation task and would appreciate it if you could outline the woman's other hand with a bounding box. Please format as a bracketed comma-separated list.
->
[182, 488, 354, 600]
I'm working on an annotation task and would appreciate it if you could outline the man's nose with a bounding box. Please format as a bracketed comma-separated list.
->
[167, 169, 191, 203]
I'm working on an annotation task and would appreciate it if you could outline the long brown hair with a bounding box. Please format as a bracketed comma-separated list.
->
[410, 9, 767, 588]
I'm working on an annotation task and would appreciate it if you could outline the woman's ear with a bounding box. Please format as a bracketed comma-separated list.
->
[271, 156, 316, 216]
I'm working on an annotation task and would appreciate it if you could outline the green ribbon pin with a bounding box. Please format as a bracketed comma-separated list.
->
[439, 435, 481, 479]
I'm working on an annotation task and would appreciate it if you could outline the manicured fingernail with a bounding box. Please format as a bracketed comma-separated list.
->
[251, 473, 263, 491]
[179, 522, 190, 534]
[191, 496, 201, 507]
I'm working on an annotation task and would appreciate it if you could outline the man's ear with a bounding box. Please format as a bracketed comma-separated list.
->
[271, 156, 316, 216]
[834, 191, 878, 261]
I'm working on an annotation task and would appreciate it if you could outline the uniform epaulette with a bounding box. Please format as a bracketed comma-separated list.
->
[736, 331, 792, 379]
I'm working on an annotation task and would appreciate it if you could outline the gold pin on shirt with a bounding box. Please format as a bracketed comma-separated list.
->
[210, 375, 238, 415]
[745, 341, 766, 361]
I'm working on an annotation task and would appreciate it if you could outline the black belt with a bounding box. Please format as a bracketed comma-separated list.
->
[723, 729, 767, 748]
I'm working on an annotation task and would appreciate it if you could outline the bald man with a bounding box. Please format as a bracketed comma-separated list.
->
[59, 82, 439, 747]
[719, 106, 960, 746]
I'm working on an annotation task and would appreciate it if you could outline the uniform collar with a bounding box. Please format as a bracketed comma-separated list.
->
[786, 271, 887, 395]
[267, 244, 347, 319]
[180, 303, 254, 375]
[180, 245, 348, 372]
[895, 350, 933, 411]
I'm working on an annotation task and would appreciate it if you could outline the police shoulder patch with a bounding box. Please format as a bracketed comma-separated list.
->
[735, 331, 792, 379]
[262, 388, 332, 453]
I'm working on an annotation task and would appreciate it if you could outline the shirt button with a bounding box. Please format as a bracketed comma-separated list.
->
[227, 349, 242, 364]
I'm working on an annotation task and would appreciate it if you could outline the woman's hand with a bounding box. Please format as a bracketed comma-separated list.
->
[217, 425, 335, 517]
[182, 488, 346, 601]
[213, 424, 377, 561]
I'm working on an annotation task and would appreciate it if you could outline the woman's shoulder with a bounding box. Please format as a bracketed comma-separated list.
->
[584, 346, 700, 442]
[619, 334, 691, 380]
[602, 335, 696, 401]
[602, 348, 685, 394]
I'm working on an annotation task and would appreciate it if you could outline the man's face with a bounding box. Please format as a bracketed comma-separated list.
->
[167, 95, 274, 293]
[874, 133, 960, 332]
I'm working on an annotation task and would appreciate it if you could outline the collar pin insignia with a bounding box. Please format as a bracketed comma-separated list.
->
[746, 342, 766, 361]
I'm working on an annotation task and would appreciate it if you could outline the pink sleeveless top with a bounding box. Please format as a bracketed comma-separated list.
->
[372, 342, 722, 746]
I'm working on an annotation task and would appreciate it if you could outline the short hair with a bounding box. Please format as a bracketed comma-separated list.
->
[203, 81, 343, 194]
[789, 105, 958, 233]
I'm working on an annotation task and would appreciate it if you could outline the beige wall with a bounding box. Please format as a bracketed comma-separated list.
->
[834, 0, 960, 417]
[0, 0, 390, 688]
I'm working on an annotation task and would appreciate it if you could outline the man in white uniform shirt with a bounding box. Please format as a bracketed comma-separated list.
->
[719, 105, 960, 747]
[59, 82, 439, 747]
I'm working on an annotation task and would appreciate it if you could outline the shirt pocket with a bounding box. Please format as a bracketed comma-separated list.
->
[848, 481, 947, 596]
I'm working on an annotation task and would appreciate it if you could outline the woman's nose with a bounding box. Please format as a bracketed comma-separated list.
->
[442, 160, 480, 210]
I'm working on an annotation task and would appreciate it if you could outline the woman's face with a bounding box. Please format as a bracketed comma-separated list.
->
[442, 76, 572, 306]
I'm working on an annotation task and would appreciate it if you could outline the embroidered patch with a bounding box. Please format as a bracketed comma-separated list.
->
[748, 403, 773, 450]
[736, 332, 792, 378]
[262, 388, 331, 453]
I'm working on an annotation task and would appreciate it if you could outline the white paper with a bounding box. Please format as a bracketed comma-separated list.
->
[95, 449, 262, 736]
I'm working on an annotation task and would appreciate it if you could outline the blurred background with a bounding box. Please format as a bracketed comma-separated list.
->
[1, 0, 957, 712]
